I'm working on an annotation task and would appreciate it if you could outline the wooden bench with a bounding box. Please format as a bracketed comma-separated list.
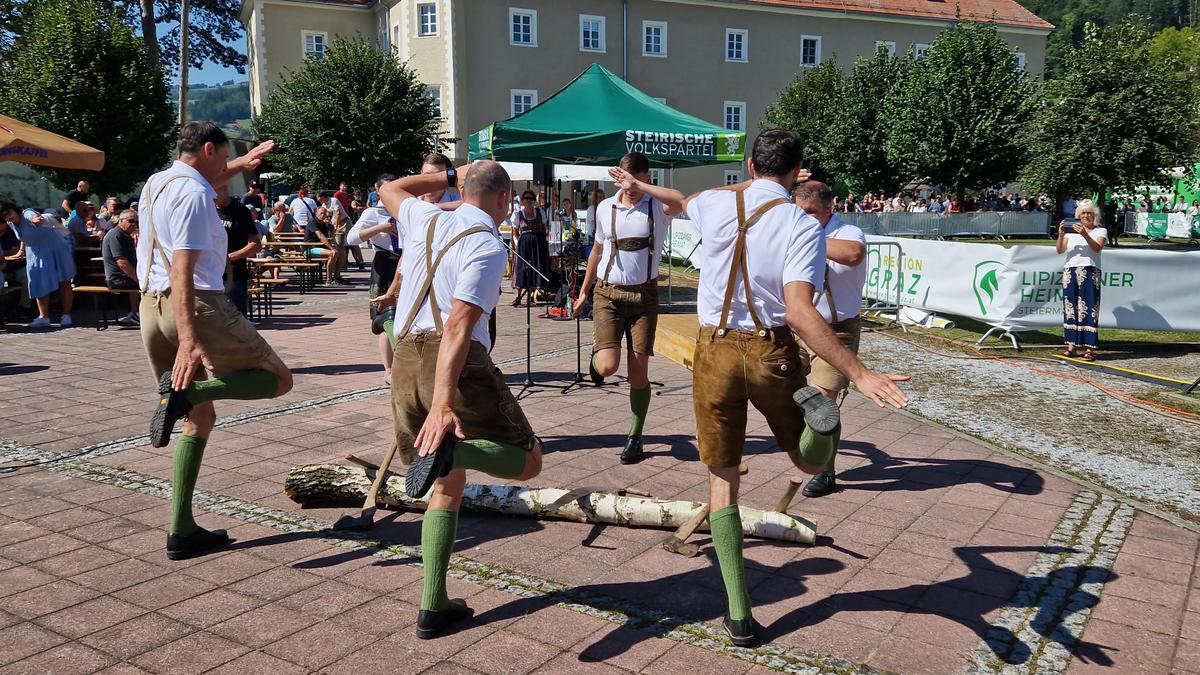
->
[72, 285, 140, 330]
[249, 278, 289, 319]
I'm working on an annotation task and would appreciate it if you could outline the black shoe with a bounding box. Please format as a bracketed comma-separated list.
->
[722, 615, 760, 647]
[620, 436, 644, 465]
[792, 386, 840, 435]
[372, 307, 394, 335]
[802, 472, 837, 498]
[405, 432, 459, 498]
[150, 371, 192, 449]
[166, 527, 230, 560]
[588, 354, 604, 386]
[416, 599, 473, 639]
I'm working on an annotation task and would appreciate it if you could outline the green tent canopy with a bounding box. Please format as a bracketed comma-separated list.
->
[468, 64, 745, 168]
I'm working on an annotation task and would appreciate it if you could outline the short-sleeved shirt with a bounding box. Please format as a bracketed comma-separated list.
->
[304, 218, 331, 244]
[64, 189, 89, 213]
[686, 180, 825, 330]
[65, 215, 89, 238]
[241, 193, 267, 210]
[347, 206, 399, 252]
[1063, 227, 1107, 269]
[593, 192, 670, 286]
[218, 199, 258, 281]
[136, 160, 226, 292]
[334, 190, 352, 214]
[102, 227, 137, 286]
[815, 216, 868, 323]
[290, 197, 319, 227]
[391, 198, 506, 350]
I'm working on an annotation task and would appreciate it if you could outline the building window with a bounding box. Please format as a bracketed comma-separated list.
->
[510, 8, 537, 47]
[417, 3, 437, 37]
[426, 87, 442, 117]
[724, 170, 741, 186]
[643, 20, 667, 57]
[1015, 52, 1027, 71]
[580, 15, 605, 53]
[649, 169, 665, 186]
[393, 25, 400, 49]
[723, 101, 746, 131]
[302, 31, 327, 59]
[914, 43, 931, 59]
[378, 16, 388, 49]
[725, 29, 747, 63]
[511, 89, 537, 116]
[800, 35, 821, 66]
[875, 40, 896, 58]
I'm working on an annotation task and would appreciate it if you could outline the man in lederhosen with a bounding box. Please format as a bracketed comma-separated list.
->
[573, 152, 684, 464]
[683, 130, 909, 646]
[375, 160, 543, 639]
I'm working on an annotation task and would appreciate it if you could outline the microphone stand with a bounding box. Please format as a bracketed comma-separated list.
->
[504, 237, 552, 397]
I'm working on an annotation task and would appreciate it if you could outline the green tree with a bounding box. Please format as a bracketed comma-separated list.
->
[821, 48, 912, 195]
[0, 0, 175, 194]
[884, 21, 1038, 201]
[761, 59, 843, 183]
[1021, 19, 1200, 217]
[253, 38, 446, 189]
[1150, 26, 1200, 97]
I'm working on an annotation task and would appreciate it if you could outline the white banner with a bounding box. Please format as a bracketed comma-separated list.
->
[1129, 212, 1196, 239]
[864, 236, 1200, 332]
[665, 217, 701, 265]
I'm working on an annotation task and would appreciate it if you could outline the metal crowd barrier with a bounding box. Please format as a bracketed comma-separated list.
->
[841, 211, 1051, 240]
[861, 240, 905, 329]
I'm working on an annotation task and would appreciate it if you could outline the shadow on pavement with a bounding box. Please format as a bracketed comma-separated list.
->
[0, 362, 50, 376]
[835, 441, 1044, 495]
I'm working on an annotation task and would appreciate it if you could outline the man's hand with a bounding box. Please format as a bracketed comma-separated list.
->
[414, 404, 464, 457]
[455, 162, 473, 192]
[371, 290, 397, 309]
[171, 337, 213, 391]
[239, 140, 276, 172]
[570, 292, 588, 319]
[30, 215, 44, 226]
[608, 167, 641, 193]
[854, 370, 910, 409]
[795, 168, 813, 184]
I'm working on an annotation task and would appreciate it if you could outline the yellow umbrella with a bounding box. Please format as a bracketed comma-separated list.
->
[0, 114, 105, 171]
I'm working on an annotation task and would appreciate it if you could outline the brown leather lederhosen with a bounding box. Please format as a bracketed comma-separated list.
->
[691, 187, 812, 468]
[592, 198, 660, 355]
[390, 215, 535, 461]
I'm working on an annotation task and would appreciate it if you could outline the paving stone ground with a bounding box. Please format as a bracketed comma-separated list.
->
[1, 266, 1198, 674]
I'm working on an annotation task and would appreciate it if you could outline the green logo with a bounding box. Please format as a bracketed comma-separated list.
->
[723, 133, 742, 158]
[972, 260, 1004, 316]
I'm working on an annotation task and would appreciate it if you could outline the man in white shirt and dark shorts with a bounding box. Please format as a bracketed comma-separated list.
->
[793, 181, 868, 498]
[573, 152, 684, 464]
[375, 160, 543, 640]
[683, 130, 909, 647]
[139, 122, 294, 560]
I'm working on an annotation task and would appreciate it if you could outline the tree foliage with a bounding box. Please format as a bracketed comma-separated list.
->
[0, 0, 175, 194]
[1021, 19, 1200, 206]
[137, 0, 247, 73]
[822, 48, 911, 195]
[760, 60, 843, 182]
[884, 21, 1038, 200]
[253, 38, 446, 189]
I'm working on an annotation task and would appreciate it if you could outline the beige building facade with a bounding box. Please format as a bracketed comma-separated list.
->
[239, 0, 1051, 193]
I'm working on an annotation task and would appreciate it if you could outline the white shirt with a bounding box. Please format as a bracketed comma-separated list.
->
[1063, 227, 1106, 269]
[290, 197, 318, 227]
[347, 206, 398, 251]
[815, 216, 867, 323]
[687, 180, 825, 330]
[136, 160, 226, 292]
[593, 192, 670, 285]
[391, 198, 507, 350]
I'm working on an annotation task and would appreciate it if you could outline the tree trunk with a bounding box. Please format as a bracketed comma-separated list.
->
[177, 0, 189, 125]
[137, 0, 159, 65]
[284, 464, 817, 544]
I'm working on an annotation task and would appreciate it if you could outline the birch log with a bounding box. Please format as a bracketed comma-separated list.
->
[284, 464, 816, 544]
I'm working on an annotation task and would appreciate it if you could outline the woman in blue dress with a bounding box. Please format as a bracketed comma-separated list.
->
[0, 201, 76, 328]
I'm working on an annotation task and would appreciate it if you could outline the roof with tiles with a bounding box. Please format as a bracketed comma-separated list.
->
[728, 0, 1053, 30]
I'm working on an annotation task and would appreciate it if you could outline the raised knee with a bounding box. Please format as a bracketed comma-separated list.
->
[188, 402, 216, 429]
[516, 439, 543, 480]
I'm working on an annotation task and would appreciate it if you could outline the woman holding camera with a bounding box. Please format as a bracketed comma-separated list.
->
[1056, 199, 1107, 362]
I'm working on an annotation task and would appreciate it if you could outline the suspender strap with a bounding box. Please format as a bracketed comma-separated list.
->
[139, 175, 190, 293]
[602, 199, 657, 285]
[716, 188, 789, 334]
[394, 215, 492, 339]
[822, 267, 840, 323]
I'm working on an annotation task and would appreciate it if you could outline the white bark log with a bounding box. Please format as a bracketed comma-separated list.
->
[285, 464, 816, 544]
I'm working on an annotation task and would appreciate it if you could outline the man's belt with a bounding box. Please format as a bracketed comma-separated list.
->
[613, 236, 651, 252]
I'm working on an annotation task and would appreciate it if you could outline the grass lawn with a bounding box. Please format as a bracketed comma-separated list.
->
[903, 314, 1200, 347]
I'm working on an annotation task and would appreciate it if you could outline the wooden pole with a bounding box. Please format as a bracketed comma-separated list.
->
[177, 0, 190, 126]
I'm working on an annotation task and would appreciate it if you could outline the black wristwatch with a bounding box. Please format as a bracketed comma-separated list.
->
[445, 167, 457, 189]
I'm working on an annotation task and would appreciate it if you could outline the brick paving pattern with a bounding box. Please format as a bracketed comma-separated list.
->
[2, 268, 1198, 674]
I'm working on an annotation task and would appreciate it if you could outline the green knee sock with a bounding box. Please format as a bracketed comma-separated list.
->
[710, 505, 752, 621]
[791, 425, 839, 471]
[385, 319, 396, 349]
[450, 439, 527, 479]
[186, 370, 278, 405]
[170, 435, 206, 536]
[824, 426, 840, 474]
[420, 508, 458, 611]
[629, 386, 651, 437]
